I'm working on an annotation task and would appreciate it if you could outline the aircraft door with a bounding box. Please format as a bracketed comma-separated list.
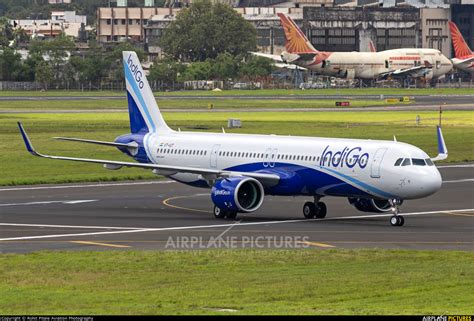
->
[370, 148, 388, 178]
[263, 148, 277, 167]
[269, 148, 278, 167]
[263, 148, 271, 167]
[210, 144, 220, 168]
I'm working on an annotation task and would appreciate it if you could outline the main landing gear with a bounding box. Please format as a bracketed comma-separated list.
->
[213, 206, 237, 220]
[303, 196, 327, 219]
[389, 199, 404, 227]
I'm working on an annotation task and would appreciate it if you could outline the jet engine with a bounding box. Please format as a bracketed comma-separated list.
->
[348, 197, 399, 213]
[211, 177, 264, 213]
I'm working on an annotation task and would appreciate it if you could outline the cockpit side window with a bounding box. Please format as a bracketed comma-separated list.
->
[401, 158, 411, 166]
[412, 158, 426, 166]
[425, 158, 434, 166]
[394, 158, 403, 166]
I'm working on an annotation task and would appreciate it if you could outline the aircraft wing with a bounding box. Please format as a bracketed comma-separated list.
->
[249, 51, 283, 62]
[18, 122, 280, 186]
[378, 63, 432, 80]
[274, 63, 307, 71]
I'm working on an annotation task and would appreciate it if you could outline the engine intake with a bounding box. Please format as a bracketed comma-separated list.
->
[211, 177, 264, 213]
[348, 197, 397, 213]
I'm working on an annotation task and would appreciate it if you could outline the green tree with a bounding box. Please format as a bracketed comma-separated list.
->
[0, 48, 22, 80]
[35, 60, 53, 90]
[161, 0, 256, 62]
[30, 33, 75, 85]
[211, 52, 238, 80]
[239, 56, 274, 79]
[148, 57, 185, 88]
[70, 45, 110, 87]
[179, 61, 213, 81]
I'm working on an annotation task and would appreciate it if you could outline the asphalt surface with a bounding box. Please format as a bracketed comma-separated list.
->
[1, 94, 473, 114]
[0, 165, 472, 253]
[0, 94, 472, 104]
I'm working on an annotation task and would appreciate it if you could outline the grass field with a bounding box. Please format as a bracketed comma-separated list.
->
[0, 87, 473, 97]
[2, 110, 472, 186]
[0, 249, 472, 315]
[0, 98, 396, 111]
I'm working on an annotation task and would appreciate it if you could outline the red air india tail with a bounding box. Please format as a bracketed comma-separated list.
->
[277, 13, 318, 54]
[448, 21, 473, 58]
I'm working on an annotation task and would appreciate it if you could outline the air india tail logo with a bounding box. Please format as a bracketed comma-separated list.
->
[449, 21, 472, 59]
[277, 13, 317, 54]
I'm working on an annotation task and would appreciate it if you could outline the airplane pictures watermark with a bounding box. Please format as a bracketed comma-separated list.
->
[165, 220, 311, 249]
[165, 235, 311, 249]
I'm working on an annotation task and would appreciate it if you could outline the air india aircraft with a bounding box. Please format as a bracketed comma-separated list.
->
[253, 13, 453, 81]
[448, 21, 474, 74]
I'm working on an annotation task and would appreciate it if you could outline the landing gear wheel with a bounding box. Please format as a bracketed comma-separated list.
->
[303, 202, 316, 219]
[315, 202, 327, 219]
[226, 212, 238, 220]
[213, 206, 226, 219]
[397, 215, 405, 226]
[390, 215, 404, 226]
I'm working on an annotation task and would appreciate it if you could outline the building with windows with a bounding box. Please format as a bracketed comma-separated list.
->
[97, 4, 474, 59]
[12, 11, 87, 39]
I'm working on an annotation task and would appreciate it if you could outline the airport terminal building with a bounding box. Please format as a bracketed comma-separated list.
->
[96, 1, 473, 61]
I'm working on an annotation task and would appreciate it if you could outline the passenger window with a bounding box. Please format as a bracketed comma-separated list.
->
[425, 158, 434, 166]
[412, 158, 426, 166]
[394, 158, 403, 166]
[401, 158, 411, 166]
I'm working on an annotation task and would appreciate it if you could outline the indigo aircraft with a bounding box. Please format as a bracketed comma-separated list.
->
[18, 51, 448, 226]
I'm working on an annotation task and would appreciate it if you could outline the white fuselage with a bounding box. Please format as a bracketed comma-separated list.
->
[297, 48, 453, 80]
[452, 57, 474, 73]
[144, 131, 442, 200]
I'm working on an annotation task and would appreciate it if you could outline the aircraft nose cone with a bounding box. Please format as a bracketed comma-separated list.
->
[421, 169, 442, 197]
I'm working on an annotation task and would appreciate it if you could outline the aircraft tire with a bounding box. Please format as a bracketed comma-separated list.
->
[213, 206, 227, 219]
[226, 212, 238, 220]
[315, 202, 327, 219]
[390, 215, 404, 226]
[303, 202, 316, 219]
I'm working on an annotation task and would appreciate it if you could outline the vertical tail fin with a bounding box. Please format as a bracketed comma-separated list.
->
[277, 13, 318, 54]
[123, 51, 172, 134]
[448, 21, 473, 58]
[368, 39, 377, 53]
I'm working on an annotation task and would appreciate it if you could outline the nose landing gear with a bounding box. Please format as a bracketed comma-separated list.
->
[389, 199, 404, 226]
[303, 196, 327, 219]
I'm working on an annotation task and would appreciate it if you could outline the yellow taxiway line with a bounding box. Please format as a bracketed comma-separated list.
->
[70, 241, 131, 248]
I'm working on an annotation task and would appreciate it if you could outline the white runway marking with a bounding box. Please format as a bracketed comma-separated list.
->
[438, 164, 474, 168]
[0, 223, 142, 230]
[443, 179, 474, 183]
[0, 180, 174, 192]
[0, 208, 472, 242]
[0, 200, 97, 207]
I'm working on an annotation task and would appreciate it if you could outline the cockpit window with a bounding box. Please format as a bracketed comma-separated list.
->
[394, 158, 403, 166]
[425, 158, 434, 166]
[401, 158, 411, 166]
[412, 158, 426, 166]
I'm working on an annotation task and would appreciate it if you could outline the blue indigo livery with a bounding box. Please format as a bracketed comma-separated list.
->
[18, 51, 448, 226]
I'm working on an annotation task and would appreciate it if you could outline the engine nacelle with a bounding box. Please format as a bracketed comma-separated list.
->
[348, 197, 398, 213]
[211, 177, 264, 213]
